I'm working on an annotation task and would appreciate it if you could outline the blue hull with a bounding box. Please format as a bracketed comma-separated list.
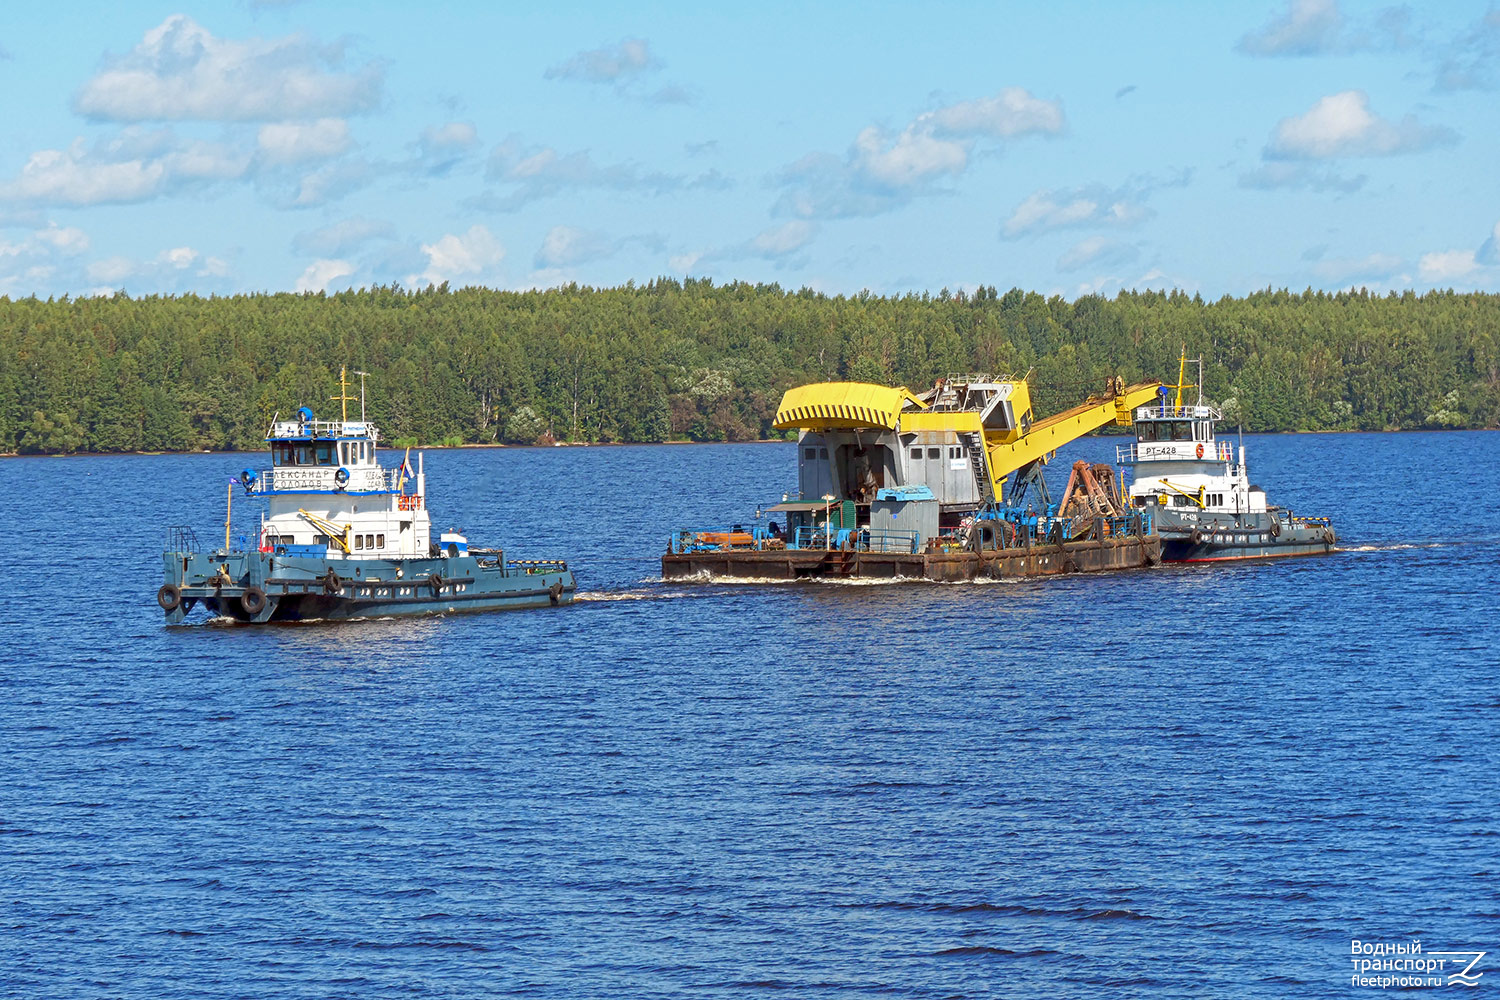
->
[161, 549, 575, 624]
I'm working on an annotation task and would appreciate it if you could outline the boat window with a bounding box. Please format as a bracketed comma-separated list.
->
[910, 447, 921, 459]
[376, 533, 385, 548]
[314, 443, 334, 465]
[354, 534, 364, 550]
[1170, 422, 1191, 441]
[295, 446, 308, 465]
[819, 448, 828, 459]
[927, 447, 940, 459]
[1136, 423, 1156, 442]
[805, 448, 817, 460]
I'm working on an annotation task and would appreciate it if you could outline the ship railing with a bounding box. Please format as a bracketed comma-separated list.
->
[863, 529, 919, 554]
[507, 559, 569, 574]
[1133, 403, 1224, 420]
[250, 467, 411, 494]
[1115, 440, 1233, 464]
[269, 418, 367, 439]
[669, 526, 776, 554]
[165, 525, 205, 554]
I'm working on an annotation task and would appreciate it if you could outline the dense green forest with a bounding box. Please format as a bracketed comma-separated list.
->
[2, 279, 1498, 455]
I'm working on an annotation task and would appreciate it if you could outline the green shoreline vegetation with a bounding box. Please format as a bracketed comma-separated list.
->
[4, 279, 1498, 455]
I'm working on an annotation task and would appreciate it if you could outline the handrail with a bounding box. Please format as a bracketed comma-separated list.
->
[165, 524, 204, 553]
[253, 466, 408, 494]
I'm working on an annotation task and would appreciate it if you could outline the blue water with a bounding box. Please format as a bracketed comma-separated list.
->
[3, 431, 1498, 997]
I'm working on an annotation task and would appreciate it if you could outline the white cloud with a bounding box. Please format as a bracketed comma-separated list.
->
[415, 121, 479, 174]
[163, 246, 198, 269]
[1238, 0, 1343, 55]
[668, 251, 702, 273]
[1238, 0, 1413, 57]
[926, 88, 1066, 138]
[1057, 236, 1138, 272]
[534, 225, 616, 268]
[257, 118, 351, 165]
[0, 130, 250, 207]
[1476, 220, 1500, 266]
[749, 220, 815, 257]
[776, 88, 1063, 219]
[76, 244, 236, 294]
[290, 158, 376, 207]
[1265, 91, 1455, 159]
[1418, 249, 1478, 283]
[413, 225, 504, 287]
[1, 142, 165, 206]
[421, 121, 477, 153]
[87, 256, 137, 285]
[0, 223, 96, 296]
[1238, 161, 1365, 192]
[292, 216, 395, 256]
[1001, 175, 1183, 238]
[1434, 9, 1500, 91]
[1311, 252, 1405, 284]
[477, 137, 686, 210]
[34, 223, 90, 255]
[296, 258, 356, 292]
[545, 39, 654, 83]
[850, 126, 968, 188]
[74, 15, 383, 122]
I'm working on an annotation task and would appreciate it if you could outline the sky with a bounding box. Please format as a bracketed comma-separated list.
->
[1, 0, 1499, 301]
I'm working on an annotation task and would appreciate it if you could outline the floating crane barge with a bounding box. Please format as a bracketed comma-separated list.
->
[663, 374, 1164, 581]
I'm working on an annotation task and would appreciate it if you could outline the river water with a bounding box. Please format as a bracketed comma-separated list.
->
[2, 430, 1497, 997]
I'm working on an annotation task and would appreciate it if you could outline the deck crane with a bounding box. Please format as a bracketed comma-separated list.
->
[773, 374, 1163, 512]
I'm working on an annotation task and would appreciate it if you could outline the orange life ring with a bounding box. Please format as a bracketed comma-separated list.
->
[1195, 443, 1204, 459]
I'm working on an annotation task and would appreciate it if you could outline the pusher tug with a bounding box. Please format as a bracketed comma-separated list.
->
[158, 370, 576, 623]
[663, 373, 1164, 581]
[1119, 353, 1336, 562]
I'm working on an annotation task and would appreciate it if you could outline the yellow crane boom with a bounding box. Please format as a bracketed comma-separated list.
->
[983, 379, 1161, 500]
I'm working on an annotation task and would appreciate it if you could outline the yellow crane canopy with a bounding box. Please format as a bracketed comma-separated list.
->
[773, 381, 928, 431]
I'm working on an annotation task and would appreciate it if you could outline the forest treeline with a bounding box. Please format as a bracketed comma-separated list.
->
[3, 279, 1498, 455]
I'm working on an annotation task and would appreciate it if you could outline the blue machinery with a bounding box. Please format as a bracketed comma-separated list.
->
[668, 506, 1154, 556]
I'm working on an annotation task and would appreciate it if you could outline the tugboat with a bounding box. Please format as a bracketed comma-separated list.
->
[1118, 353, 1336, 562]
[158, 369, 576, 623]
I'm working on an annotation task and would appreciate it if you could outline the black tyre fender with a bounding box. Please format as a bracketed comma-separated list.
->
[548, 580, 564, 606]
[240, 586, 267, 615]
[324, 571, 343, 596]
[1190, 528, 1205, 546]
[157, 583, 181, 612]
[1269, 519, 1281, 537]
[429, 573, 444, 596]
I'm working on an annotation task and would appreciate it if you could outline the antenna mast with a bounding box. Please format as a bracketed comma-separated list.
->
[331, 367, 358, 423]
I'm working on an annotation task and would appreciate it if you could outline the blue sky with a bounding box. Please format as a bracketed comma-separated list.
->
[2, 0, 1498, 299]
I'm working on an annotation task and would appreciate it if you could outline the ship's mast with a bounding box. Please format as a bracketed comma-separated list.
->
[1173, 346, 1189, 410]
[331, 367, 358, 424]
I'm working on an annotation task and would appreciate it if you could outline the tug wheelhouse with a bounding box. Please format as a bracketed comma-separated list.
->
[1119, 353, 1336, 562]
[255, 405, 432, 560]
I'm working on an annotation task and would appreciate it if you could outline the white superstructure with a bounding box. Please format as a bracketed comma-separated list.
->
[1118, 401, 1267, 520]
[248, 404, 437, 560]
